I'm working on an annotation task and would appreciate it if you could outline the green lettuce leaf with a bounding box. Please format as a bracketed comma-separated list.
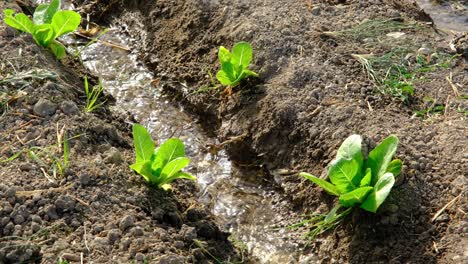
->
[49, 40, 66, 59]
[132, 124, 155, 163]
[339, 186, 373, 207]
[33, 0, 61, 24]
[360, 172, 395, 213]
[152, 138, 186, 171]
[360, 168, 372, 187]
[33, 24, 54, 47]
[366, 135, 399, 185]
[160, 157, 190, 181]
[51, 10, 81, 38]
[328, 158, 360, 194]
[300, 172, 339, 196]
[4, 10, 34, 33]
[386, 159, 402, 177]
[218, 46, 232, 64]
[232, 41, 253, 69]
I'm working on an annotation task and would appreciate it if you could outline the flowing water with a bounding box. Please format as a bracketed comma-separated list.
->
[36, 0, 466, 262]
[416, 0, 468, 32]
[68, 23, 317, 264]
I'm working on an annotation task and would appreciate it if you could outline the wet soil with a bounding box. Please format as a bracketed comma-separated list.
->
[1, 0, 467, 263]
[70, 0, 467, 263]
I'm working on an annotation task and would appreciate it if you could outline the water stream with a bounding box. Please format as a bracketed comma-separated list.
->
[416, 0, 468, 32]
[41, 0, 466, 262]
[70, 24, 315, 264]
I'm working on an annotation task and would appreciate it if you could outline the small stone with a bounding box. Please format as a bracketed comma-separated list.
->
[135, 253, 145, 262]
[16, 205, 29, 219]
[1, 217, 10, 226]
[311, 6, 321, 15]
[19, 163, 34, 171]
[13, 215, 25, 225]
[13, 224, 23, 236]
[157, 255, 186, 264]
[6, 187, 16, 198]
[179, 225, 197, 242]
[94, 237, 108, 246]
[92, 225, 104, 234]
[45, 205, 59, 220]
[60, 101, 79, 115]
[55, 195, 75, 212]
[174, 241, 184, 249]
[79, 174, 91, 186]
[107, 229, 121, 245]
[62, 253, 81, 262]
[31, 215, 42, 223]
[31, 222, 41, 233]
[120, 238, 131, 250]
[131, 226, 144, 237]
[104, 148, 123, 164]
[3, 222, 14, 235]
[119, 215, 135, 231]
[33, 99, 57, 117]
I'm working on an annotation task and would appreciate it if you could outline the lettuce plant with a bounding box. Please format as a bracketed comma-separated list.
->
[3, 0, 81, 59]
[130, 124, 196, 190]
[216, 41, 258, 86]
[298, 134, 401, 239]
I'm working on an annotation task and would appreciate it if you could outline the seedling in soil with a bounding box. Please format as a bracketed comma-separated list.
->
[57, 259, 69, 264]
[298, 134, 401, 239]
[413, 96, 445, 118]
[216, 41, 258, 87]
[28, 127, 75, 181]
[83, 76, 106, 113]
[3, 0, 81, 59]
[130, 124, 196, 190]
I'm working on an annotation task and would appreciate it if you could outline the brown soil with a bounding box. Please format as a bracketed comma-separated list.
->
[0, 1, 239, 263]
[70, 0, 468, 263]
[1, 0, 467, 263]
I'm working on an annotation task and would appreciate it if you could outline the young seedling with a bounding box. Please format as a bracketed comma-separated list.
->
[130, 124, 196, 190]
[3, 0, 81, 59]
[298, 134, 401, 239]
[28, 125, 76, 182]
[216, 41, 258, 87]
[83, 76, 106, 113]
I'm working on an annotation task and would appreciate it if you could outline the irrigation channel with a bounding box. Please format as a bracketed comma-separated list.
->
[415, 0, 468, 32]
[64, 14, 317, 264]
[40, 0, 466, 262]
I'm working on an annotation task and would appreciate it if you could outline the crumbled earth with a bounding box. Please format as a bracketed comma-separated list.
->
[0, 1, 239, 263]
[70, 0, 468, 263]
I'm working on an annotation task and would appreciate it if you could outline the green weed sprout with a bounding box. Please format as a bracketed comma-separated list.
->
[130, 124, 196, 190]
[216, 41, 258, 87]
[3, 0, 81, 59]
[83, 76, 105, 113]
[298, 134, 401, 239]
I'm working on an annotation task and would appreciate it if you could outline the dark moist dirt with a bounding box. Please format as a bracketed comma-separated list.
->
[70, 0, 468, 263]
[0, 2, 240, 264]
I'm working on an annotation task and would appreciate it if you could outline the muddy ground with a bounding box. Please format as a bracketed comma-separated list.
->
[1, 0, 467, 263]
[69, 0, 467, 263]
[0, 1, 240, 263]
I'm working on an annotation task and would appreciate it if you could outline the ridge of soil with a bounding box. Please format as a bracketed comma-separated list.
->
[0, 2, 240, 263]
[73, 0, 467, 263]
